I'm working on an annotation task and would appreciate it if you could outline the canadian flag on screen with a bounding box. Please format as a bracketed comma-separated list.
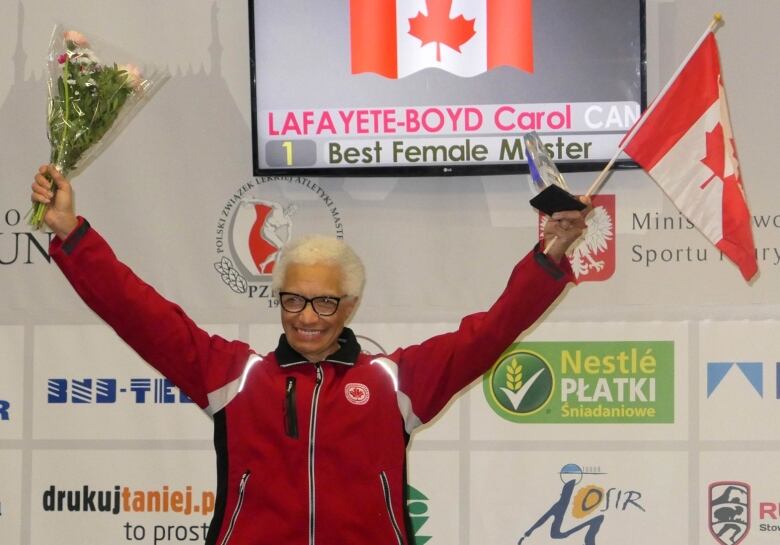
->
[623, 32, 758, 281]
[350, 0, 533, 78]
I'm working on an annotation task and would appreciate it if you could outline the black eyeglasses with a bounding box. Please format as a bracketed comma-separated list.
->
[278, 292, 345, 317]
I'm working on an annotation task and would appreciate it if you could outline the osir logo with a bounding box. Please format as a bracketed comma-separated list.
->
[484, 349, 554, 419]
[214, 177, 345, 301]
[519, 463, 645, 545]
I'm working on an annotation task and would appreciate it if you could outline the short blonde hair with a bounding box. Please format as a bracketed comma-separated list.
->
[271, 235, 365, 298]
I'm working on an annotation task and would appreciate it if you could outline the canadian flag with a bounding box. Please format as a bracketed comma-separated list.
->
[623, 32, 758, 281]
[350, 0, 533, 78]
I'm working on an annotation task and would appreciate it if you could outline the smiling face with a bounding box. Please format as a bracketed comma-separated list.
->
[280, 261, 357, 363]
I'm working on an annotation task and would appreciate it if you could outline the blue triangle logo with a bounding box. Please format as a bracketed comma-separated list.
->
[707, 363, 733, 397]
[736, 362, 763, 396]
[707, 362, 763, 397]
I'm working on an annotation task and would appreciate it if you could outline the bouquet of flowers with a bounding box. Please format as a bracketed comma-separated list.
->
[28, 25, 168, 229]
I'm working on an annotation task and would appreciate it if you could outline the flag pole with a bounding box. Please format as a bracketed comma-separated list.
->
[584, 13, 725, 198]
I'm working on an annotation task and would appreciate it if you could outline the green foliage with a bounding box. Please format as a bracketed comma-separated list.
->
[29, 53, 138, 228]
[48, 61, 134, 174]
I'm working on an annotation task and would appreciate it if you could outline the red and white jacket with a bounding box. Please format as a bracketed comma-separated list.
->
[51, 218, 574, 545]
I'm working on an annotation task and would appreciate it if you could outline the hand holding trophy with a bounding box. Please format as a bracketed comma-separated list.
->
[523, 132, 589, 257]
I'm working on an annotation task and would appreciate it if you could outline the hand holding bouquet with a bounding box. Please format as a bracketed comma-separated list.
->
[28, 26, 168, 229]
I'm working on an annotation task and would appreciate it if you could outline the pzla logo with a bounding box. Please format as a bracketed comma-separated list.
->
[214, 177, 344, 300]
[215, 196, 296, 293]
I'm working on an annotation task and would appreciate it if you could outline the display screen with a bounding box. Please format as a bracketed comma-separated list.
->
[249, 0, 646, 176]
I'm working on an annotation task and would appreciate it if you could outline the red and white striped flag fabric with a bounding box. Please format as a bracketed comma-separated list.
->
[350, 0, 533, 78]
[623, 32, 757, 281]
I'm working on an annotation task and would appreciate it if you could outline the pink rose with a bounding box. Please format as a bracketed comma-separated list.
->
[63, 30, 89, 48]
[118, 63, 144, 90]
[57, 53, 68, 64]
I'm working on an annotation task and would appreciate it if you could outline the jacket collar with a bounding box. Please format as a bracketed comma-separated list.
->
[275, 327, 361, 368]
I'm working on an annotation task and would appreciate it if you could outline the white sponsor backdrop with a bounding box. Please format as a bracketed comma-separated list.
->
[0, 450, 22, 544]
[406, 450, 461, 545]
[33, 324, 229, 440]
[0, 327, 24, 440]
[700, 452, 780, 545]
[469, 321, 690, 442]
[30, 450, 215, 545]
[1, 1, 780, 544]
[470, 451, 689, 545]
[699, 321, 780, 442]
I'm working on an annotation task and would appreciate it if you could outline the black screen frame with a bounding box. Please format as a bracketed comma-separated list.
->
[248, 0, 647, 178]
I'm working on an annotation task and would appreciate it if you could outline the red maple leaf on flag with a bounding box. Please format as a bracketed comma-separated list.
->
[700, 123, 726, 190]
[700, 122, 741, 192]
[408, 0, 476, 62]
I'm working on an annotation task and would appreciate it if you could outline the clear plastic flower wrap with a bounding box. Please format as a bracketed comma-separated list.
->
[28, 24, 169, 229]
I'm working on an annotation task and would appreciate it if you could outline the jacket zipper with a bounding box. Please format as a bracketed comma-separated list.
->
[380, 471, 404, 545]
[220, 470, 251, 545]
[308, 364, 324, 545]
[284, 377, 299, 438]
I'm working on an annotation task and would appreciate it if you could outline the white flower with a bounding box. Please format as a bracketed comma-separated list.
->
[118, 63, 144, 90]
[63, 30, 89, 48]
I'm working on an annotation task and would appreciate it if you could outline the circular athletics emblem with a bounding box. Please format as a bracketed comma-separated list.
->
[213, 176, 345, 300]
[345, 383, 370, 405]
[483, 349, 554, 421]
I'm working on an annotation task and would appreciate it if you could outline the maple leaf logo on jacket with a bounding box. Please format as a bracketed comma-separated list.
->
[350, 0, 534, 78]
[345, 383, 370, 405]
